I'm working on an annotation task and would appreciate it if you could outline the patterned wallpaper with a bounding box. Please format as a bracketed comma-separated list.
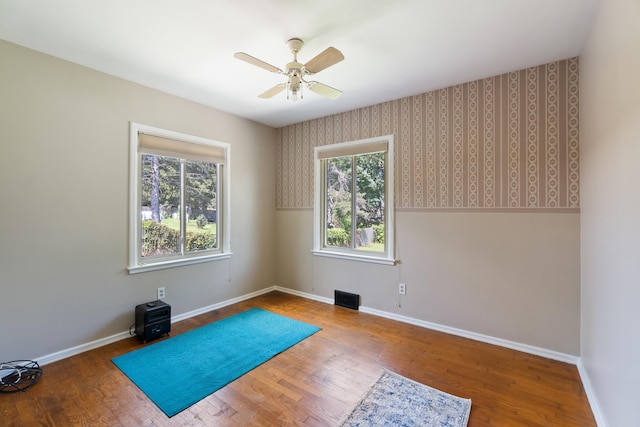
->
[276, 57, 579, 211]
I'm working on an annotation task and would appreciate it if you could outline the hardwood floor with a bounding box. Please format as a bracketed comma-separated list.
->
[1, 291, 596, 426]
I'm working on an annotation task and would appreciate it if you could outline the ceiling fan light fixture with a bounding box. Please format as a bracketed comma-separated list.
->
[287, 73, 303, 102]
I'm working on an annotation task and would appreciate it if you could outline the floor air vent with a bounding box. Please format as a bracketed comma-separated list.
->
[334, 290, 360, 310]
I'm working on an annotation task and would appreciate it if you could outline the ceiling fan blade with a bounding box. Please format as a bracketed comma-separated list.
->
[258, 83, 287, 98]
[234, 52, 283, 74]
[304, 47, 344, 74]
[308, 81, 342, 100]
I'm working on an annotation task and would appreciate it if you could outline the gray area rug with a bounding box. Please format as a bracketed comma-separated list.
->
[339, 370, 471, 427]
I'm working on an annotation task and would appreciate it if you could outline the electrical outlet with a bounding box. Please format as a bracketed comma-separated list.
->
[157, 287, 166, 300]
[398, 283, 406, 295]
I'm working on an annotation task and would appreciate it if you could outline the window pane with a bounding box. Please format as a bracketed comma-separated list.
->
[325, 157, 352, 248]
[185, 160, 218, 253]
[141, 154, 181, 257]
[355, 152, 385, 252]
[313, 136, 393, 264]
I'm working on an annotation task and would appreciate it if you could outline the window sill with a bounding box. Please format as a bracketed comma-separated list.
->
[128, 252, 233, 274]
[311, 250, 397, 266]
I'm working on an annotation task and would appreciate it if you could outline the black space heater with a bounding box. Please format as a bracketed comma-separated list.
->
[135, 300, 171, 343]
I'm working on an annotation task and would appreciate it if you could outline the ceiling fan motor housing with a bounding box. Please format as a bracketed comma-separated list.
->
[286, 61, 303, 75]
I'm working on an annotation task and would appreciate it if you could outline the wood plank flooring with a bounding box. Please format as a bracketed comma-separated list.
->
[0, 291, 596, 426]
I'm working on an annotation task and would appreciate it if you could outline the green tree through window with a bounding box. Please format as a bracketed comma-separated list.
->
[141, 155, 218, 257]
[325, 152, 385, 250]
[314, 135, 395, 264]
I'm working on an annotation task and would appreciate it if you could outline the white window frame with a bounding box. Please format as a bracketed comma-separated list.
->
[128, 122, 231, 274]
[313, 135, 395, 265]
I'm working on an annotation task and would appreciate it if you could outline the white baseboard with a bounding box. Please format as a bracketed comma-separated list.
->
[360, 306, 578, 364]
[36, 286, 277, 366]
[274, 286, 579, 364]
[577, 359, 607, 427]
[37, 285, 576, 367]
[274, 286, 333, 305]
[171, 287, 275, 323]
[37, 331, 132, 366]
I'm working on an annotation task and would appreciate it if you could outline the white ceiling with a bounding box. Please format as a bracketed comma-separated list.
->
[0, 0, 599, 128]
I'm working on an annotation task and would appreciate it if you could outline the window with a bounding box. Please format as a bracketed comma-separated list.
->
[313, 135, 395, 265]
[128, 123, 231, 274]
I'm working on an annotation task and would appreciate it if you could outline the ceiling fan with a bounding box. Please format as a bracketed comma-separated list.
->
[234, 38, 344, 102]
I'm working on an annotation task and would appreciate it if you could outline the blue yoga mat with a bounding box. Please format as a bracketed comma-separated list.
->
[112, 307, 321, 417]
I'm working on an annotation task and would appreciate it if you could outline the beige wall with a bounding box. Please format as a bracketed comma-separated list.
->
[0, 40, 277, 361]
[276, 211, 580, 355]
[580, 0, 640, 425]
[276, 59, 582, 355]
